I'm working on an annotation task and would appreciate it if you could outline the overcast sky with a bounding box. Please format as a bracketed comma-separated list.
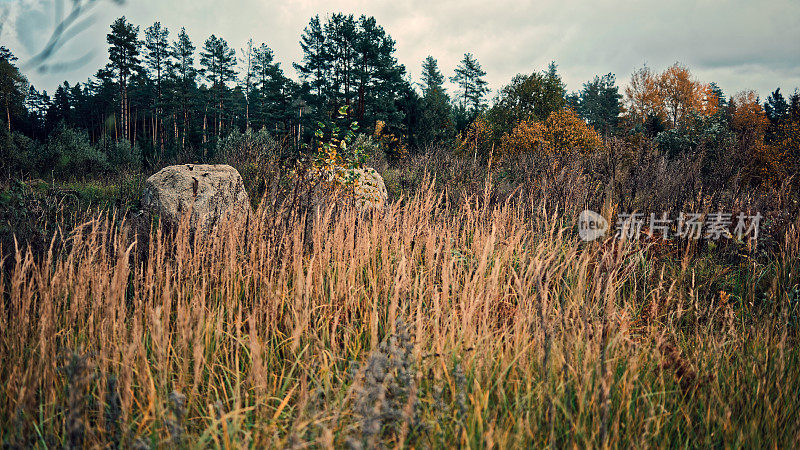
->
[3, 0, 799, 100]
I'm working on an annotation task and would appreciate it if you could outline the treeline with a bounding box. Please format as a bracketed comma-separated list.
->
[2, 13, 428, 174]
[1, 13, 799, 186]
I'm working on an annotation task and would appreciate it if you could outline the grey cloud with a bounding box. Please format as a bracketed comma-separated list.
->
[2, 0, 798, 98]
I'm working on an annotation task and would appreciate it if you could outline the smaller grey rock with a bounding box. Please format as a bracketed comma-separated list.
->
[314, 166, 388, 210]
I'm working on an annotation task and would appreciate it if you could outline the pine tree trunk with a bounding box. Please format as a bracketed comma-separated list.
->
[119, 81, 125, 141]
[182, 107, 188, 151]
[203, 105, 208, 147]
[5, 99, 10, 132]
[173, 113, 178, 152]
[157, 72, 164, 155]
[159, 117, 165, 158]
[217, 95, 223, 138]
[358, 83, 365, 122]
[152, 108, 157, 148]
[123, 80, 128, 142]
[133, 109, 137, 148]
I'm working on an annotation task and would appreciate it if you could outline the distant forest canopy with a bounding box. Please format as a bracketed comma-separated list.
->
[1, 13, 799, 179]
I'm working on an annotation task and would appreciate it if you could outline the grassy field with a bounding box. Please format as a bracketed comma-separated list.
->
[1, 166, 798, 447]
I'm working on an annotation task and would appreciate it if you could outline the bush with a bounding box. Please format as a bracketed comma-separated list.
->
[106, 139, 142, 172]
[500, 119, 548, 156]
[214, 128, 287, 204]
[456, 114, 494, 161]
[352, 134, 387, 172]
[215, 127, 280, 166]
[654, 113, 734, 159]
[499, 109, 602, 157]
[543, 109, 603, 153]
[44, 126, 109, 178]
[0, 127, 37, 178]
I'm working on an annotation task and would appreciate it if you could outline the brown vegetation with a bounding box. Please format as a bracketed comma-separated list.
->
[1, 160, 798, 446]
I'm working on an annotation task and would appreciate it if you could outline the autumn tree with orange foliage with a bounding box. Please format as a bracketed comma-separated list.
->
[500, 119, 548, 156]
[458, 114, 493, 161]
[764, 90, 800, 179]
[625, 63, 718, 128]
[774, 120, 800, 168]
[500, 109, 601, 157]
[544, 109, 603, 153]
[625, 65, 662, 124]
[659, 63, 718, 126]
[730, 90, 788, 187]
[729, 91, 769, 147]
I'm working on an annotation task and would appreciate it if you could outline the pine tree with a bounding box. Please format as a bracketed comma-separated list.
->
[542, 62, 566, 116]
[251, 43, 288, 130]
[106, 17, 142, 141]
[68, 83, 89, 134]
[294, 16, 329, 104]
[575, 73, 621, 135]
[325, 14, 358, 109]
[295, 14, 409, 134]
[709, 82, 726, 108]
[451, 53, 488, 114]
[353, 15, 406, 128]
[421, 56, 445, 94]
[49, 82, 72, 126]
[764, 88, 789, 124]
[24, 85, 49, 138]
[170, 28, 196, 151]
[199, 34, 236, 139]
[418, 56, 452, 145]
[144, 22, 170, 150]
[763, 88, 795, 145]
[239, 39, 255, 129]
[0, 47, 15, 63]
[91, 68, 119, 145]
[791, 90, 800, 115]
[0, 46, 28, 132]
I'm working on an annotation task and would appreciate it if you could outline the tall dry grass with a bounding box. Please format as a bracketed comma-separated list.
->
[1, 179, 798, 448]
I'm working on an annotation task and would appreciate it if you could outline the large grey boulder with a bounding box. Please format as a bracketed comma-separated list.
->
[141, 164, 252, 231]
